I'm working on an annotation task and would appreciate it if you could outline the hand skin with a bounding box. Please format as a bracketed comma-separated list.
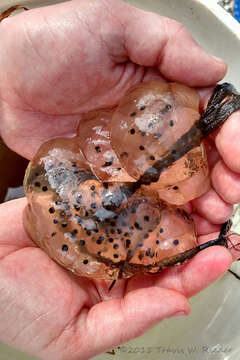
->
[0, 1, 240, 359]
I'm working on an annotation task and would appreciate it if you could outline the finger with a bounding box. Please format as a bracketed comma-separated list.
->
[191, 188, 233, 224]
[124, 9, 227, 86]
[215, 111, 240, 173]
[151, 246, 232, 298]
[197, 86, 215, 112]
[198, 89, 240, 174]
[82, 286, 189, 357]
[191, 213, 221, 236]
[211, 160, 240, 204]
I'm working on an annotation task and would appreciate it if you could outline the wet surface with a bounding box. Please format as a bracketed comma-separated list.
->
[23, 81, 239, 280]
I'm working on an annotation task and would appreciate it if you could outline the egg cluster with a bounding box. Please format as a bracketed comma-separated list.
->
[23, 81, 212, 280]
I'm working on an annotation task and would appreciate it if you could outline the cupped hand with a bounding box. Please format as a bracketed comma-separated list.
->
[0, 1, 239, 359]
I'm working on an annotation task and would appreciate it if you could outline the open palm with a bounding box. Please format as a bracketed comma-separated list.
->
[0, 1, 240, 359]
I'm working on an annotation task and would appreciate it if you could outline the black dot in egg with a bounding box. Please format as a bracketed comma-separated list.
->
[34, 181, 41, 187]
[95, 146, 101, 153]
[140, 105, 146, 111]
[169, 120, 174, 127]
[79, 240, 85, 245]
[42, 186, 48, 192]
[61, 222, 67, 228]
[150, 155, 155, 161]
[144, 215, 149, 222]
[74, 204, 80, 211]
[103, 159, 113, 167]
[139, 145, 145, 151]
[173, 239, 179, 246]
[96, 237, 104, 245]
[125, 239, 131, 248]
[62, 244, 68, 252]
[53, 219, 58, 224]
[117, 228, 122, 234]
[134, 222, 140, 229]
[156, 240, 159, 245]
[90, 185, 95, 191]
[130, 111, 137, 117]
[73, 170, 79, 175]
[120, 152, 128, 159]
[97, 251, 101, 256]
[71, 162, 77, 167]
[109, 238, 114, 243]
[113, 243, 119, 250]
[76, 194, 82, 204]
[172, 149, 177, 155]
[160, 228, 164, 233]
[86, 231, 91, 236]
[72, 229, 78, 235]
[51, 232, 56, 237]
[113, 254, 119, 259]
[161, 104, 172, 114]
[173, 186, 179, 190]
[110, 221, 115, 227]
[49, 207, 55, 214]
[130, 128, 135, 134]
[91, 202, 97, 209]
[137, 243, 143, 248]
[146, 248, 151, 257]
[83, 259, 88, 265]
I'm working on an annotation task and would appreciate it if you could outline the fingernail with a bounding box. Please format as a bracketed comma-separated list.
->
[210, 54, 225, 64]
[168, 311, 187, 318]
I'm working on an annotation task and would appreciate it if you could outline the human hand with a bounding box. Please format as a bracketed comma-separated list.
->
[0, 1, 239, 359]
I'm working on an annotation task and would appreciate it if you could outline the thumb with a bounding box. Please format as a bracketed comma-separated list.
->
[81, 287, 190, 357]
[123, 7, 227, 86]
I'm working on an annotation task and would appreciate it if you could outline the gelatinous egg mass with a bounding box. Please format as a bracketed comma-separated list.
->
[77, 110, 135, 183]
[24, 143, 197, 279]
[23, 81, 213, 280]
[111, 82, 210, 204]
